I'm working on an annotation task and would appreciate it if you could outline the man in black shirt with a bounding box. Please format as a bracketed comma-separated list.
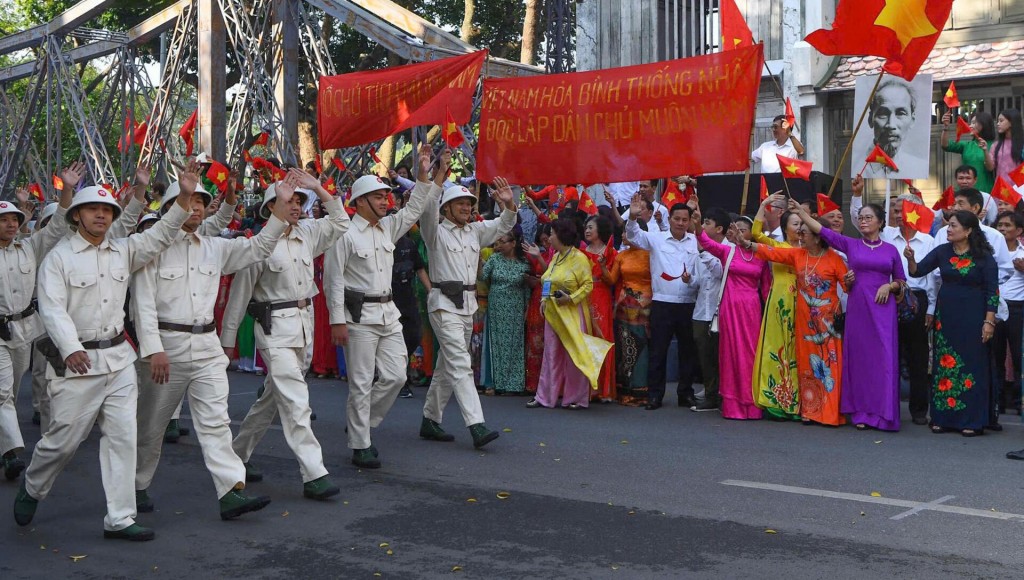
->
[390, 209, 430, 398]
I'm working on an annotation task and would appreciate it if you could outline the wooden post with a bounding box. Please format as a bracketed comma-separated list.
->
[825, 69, 886, 199]
[198, 0, 225, 161]
[273, 0, 299, 164]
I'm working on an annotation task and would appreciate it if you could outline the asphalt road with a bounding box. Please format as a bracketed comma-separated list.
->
[2, 370, 1023, 579]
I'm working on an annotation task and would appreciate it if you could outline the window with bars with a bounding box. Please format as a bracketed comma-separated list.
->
[656, 0, 783, 61]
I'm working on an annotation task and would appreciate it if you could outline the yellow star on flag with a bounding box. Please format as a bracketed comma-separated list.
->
[944, 88, 954, 99]
[873, 155, 887, 164]
[906, 209, 919, 224]
[874, 0, 938, 51]
[785, 163, 799, 175]
[217, 172, 226, 181]
[447, 122, 458, 134]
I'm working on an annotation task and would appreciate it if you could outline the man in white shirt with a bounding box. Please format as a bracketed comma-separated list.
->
[690, 207, 731, 412]
[619, 180, 668, 233]
[953, 164, 998, 224]
[751, 115, 805, 173]
[993, 212, 1024, 424]
[625, 194, 700, 410]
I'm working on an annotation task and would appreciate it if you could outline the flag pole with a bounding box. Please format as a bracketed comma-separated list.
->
[781, 175, 793, 200]
[825, 68, 886, 199]
[739, 41, 766, 215]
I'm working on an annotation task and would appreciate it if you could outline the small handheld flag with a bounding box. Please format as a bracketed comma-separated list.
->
[943, 81, 960, 109]
[776, 154, 812, 181]
[901, 199, 935, 234]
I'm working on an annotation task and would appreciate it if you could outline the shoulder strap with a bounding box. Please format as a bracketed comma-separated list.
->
[713, 247, 735, 311]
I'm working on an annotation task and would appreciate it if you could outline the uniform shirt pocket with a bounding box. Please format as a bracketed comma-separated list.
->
[158, 267, 184, 281]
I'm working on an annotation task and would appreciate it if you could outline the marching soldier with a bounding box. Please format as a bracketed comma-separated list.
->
[419, 176, 518, 447]
[29, 201, 66, 430]
[14, 162, 195, 541]
[221, 169, 349, 500]
[129, 167, 294, 520]
[0, 165, 78, 480]
[323, 144, 445, 469]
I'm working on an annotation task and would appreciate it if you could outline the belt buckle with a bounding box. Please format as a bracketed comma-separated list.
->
[98, 339, 112, 349]
[191, 324, 205, 334]
[297, 299, 308, 308]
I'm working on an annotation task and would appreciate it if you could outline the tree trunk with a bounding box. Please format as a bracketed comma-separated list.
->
[520, 0, 541, 65]
[297, 120, 318, 170]
[378, 135, 396, 173]
[460, 0, 475, 43]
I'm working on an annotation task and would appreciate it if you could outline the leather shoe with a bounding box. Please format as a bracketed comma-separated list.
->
[136, 489, 154, 513]
[678, 395, 698, 408]
[2, 453, 25, 481]
[986, 423, 1004, 432]
[243, 462, 264, 483]
[645, 400, 662, 411]
[13, 481, 38, 526]
[1006, 448, 1024, 461]
[104, 523, 155, 541]
[469, 423, 499, 449]
[303, 475, 341, 500]
[691, 400, 719, 412]
[352, 448, 381, 469]
[420, 417, 455, 442]
[219, 489, 271, 520]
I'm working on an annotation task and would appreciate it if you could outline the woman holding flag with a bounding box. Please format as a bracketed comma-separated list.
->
[750, 194, 801, 420]
[942, 111, 996, 195]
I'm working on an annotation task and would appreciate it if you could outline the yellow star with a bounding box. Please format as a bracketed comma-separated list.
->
[944, 88, 955, 98]
[446, 122, 458, 134]
[873, 155, 887, 164]
[733, 38, 742, 47]
[217, 172, 226, 181]
[785, 163, 799, 175]
[906, 209, 919, 224]
[874, 0, 938, 51]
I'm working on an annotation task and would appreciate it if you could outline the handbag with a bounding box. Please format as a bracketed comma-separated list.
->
[896, 282, 919, 322]
[709, 247, 736, 333]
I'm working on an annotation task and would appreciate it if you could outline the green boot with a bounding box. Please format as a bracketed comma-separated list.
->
[243, 462, 263, 483]
[469, 423, 499, 449]
[163, 420, 180, 443]
[351, 448, 381, 469]
[303, 475, 340, 500]
[103, 523, 155, 541]
[419, 417, 455, 442]
[13, 481, 38, 526]
[219, 489, 271, 520]
[2, 452, 25, 481]
[136, 489, 154, 513]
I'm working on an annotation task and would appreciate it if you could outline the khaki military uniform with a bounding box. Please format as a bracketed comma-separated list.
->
[26, 204, 188, 532]
[323, 180, 440, 450]
[420, 203, 516, 427]
[131, 215, 286, 499]
[221, 199, 349, 483]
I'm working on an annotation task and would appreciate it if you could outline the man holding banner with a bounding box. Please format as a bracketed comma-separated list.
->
[323, 145, 446, 469]
[419, 175, 518, 449]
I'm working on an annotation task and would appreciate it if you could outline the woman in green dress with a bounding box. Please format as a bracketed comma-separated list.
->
[481, 230, 531, 394]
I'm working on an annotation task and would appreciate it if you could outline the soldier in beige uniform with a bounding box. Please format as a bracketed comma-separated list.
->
[28, 201, 63, 429]
[324, 144, 446, 469]
[221, 169, 349, 500]
[0, 164, 79, 480]
[14, 163, 195, 541]
[129, 173, 293, 519]
[419, 177, 518, 447]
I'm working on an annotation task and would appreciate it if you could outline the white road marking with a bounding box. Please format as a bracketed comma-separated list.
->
[890, 494, 955, 520]
[721, 480, 1024, 522]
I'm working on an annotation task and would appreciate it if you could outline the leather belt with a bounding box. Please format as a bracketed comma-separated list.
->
[430, 282, 477, 292]
[0, 299, 37, 324]
[158, 321, 216, 334]
[269, 299, 310, 310]
[362, 295, 393, 303]
[81, 333, 127, 350]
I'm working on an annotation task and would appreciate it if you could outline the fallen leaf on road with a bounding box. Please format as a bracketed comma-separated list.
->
[174, 510, 184, 515]
[379, 542, 389, 548]
[538, 443, 546, 447]
[386, 549, 393, 556]
[496, 491, 511, 500]
[620, 440, 629, 444]
[870, 492, 882, 497]
[452, 566, 463, 572]
[69, 555, 87, 562]
[373, 573, 381, 577]
[281, 511, 289, 517]
[764, 529, 777, 534]
[874, 440, 882, 444]
[502, 428, 512, 432]
[343, 501, 349, 505]
[466, 498, 477, 503]
[39, 545, 45, 550]
[611, 565, 619, 570]
[860, 512, 866, 516]
[554, 458, 561, 461]
[627, 511, 635, 515]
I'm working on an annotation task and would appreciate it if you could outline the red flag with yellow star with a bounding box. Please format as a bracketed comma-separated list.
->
[865, 144, 899, 171]
[943, 81, 960, 109]
[332, 157, 346, 173]
[27, 183, 44, 203]
[52, 175, 64, 192]
[442, 106, 464, 148]
[955, 116, 975, 141]
[784, 98, 796, 129]
[991, 176, 1023, 207]
[323, 177, 338, 196]
[776, 154, 812, 181]
[804, 0, 955, 80]
[1008, 161, 1024, 187]
[578, 191, 598, 215]
[817, 193, 840, 216]
[661, 181, 688, 209]
[932, 185, 955, 211]
[178, 110, 197, 156]
[206, 161, 230, 193]
[901, 199, 934, 233]
[720, 0, 754, 50]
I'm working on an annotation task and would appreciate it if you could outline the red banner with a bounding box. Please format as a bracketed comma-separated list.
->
[318, 50, 486, 149]
[477, 44, 764, 185]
